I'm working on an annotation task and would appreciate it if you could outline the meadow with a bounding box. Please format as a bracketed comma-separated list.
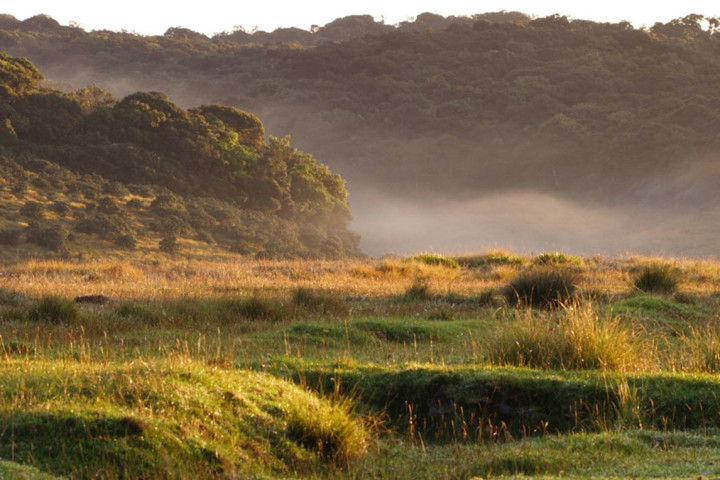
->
[3, 251, 720, 478]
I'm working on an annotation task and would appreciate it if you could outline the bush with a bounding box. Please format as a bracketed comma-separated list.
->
[28, 296, 78, 324]
[159, 235, 178, 254]
[75, 214, 130, 239]
[25, 223, 69, 253]
[20, 200, 46, 218]
[0, 228, 22, 245]
[51, 200, 71, 216]
[504, 268, 577, 308]
[633, 263, 680, 294]
[126, 198, 145, 209]
[114, 233, 138, 249]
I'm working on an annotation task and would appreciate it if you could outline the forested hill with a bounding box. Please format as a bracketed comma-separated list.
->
[5, 12, 720, 254]
[0, 53, 360, 260]
[2, 12, 720, 205]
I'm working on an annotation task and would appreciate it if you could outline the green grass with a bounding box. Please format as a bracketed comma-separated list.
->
[532, 252, 584, 267]
[406, 254, 459, 269]
[0, 358, 368, 478]
[0, 460, 65, 480]
[6, 255, 720, 477]
[347, 430, 720, 479]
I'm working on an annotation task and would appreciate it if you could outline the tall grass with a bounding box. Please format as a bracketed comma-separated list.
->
[504, 268, 577, 308]
[486, 302, 652, 371]
[633, 263, 680, 294]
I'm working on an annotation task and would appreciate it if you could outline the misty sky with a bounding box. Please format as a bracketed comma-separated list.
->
[5, 1, 720, 35]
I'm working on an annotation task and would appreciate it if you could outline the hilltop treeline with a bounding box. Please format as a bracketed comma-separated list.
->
[0, 52, 360, 259]
[2, 12, 720, 204]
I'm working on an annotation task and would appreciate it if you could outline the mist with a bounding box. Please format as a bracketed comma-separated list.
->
[349, 188, 720, 258]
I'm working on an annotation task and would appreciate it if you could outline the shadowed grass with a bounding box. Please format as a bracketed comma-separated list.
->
[633, 262, 681, 294]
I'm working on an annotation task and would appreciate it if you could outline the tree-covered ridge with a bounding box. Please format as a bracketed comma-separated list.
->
[0, 53, 360, 259]
[2, 13, 720, 205]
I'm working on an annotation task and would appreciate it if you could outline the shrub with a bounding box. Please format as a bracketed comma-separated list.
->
[51, 200, 71, 216]
[20, 200, 46, 219]
[195, 230, 215, 244]
[159, 235, 178, 254]
[126, 198, 145, 209]
[532, 252, 584, 267]
[633, 263, 680, 294]
[102, 181, 130, 196]
[28, 296, 78, 324]
[97, 196, 121, 214]
[504, 268, 577, 308]
[114, 233, 138, 249]
[25, 223, 69, 253]
[0, 228, 22, 245]
[408, 253, 459, 269]
[75, 214, 130, 239]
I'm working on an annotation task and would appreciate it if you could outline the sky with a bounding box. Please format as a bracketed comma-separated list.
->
[3, 1, 720, 36]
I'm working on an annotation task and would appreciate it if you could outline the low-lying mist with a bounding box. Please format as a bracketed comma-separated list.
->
[350, 189, 720, 258]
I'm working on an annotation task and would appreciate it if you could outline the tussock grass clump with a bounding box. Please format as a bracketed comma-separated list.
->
[454, 250, 525, 268]
[486, 303, 650, 371]
[224, 296, 285, 321]
[407, 253, 459, 269]
[532, 252, 584, 267]
[28, 296, 78, 324]
[402, 281, 433, 302]
[292, 288, 347, 315]
[679, 322, 720, 373]
[504, 268, 577, 308]
[633, 263, 680, 294]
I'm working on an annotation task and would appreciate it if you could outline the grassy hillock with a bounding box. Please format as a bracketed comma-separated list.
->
[0, 359, 367, 479]
[0, 52, 361, 261]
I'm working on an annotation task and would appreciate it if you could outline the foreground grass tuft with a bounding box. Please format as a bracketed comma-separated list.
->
[486, 303, 650, 371]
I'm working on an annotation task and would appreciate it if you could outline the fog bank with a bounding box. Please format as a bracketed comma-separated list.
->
[350, 190, 718, 258]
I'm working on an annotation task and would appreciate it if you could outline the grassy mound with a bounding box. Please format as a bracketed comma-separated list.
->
[281, 362, 720, 441]
[0, 359, 367, 479]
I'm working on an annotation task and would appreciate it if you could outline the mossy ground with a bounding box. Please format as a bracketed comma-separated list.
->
[2, 253, 720, 477]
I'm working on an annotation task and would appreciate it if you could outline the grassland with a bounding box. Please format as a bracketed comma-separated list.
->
[3, 251, 720, 478]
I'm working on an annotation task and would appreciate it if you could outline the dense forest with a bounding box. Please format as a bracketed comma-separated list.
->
[2, 12, 720, 202]
[3, 12, 720, 254]
[0, 52, 360, 259]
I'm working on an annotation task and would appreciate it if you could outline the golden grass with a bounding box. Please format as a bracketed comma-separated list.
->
[1, 253, 719, 301]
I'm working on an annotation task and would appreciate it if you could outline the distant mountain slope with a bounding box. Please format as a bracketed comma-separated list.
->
[0, 53, 360, 260]
[3, 13, 720, 255]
